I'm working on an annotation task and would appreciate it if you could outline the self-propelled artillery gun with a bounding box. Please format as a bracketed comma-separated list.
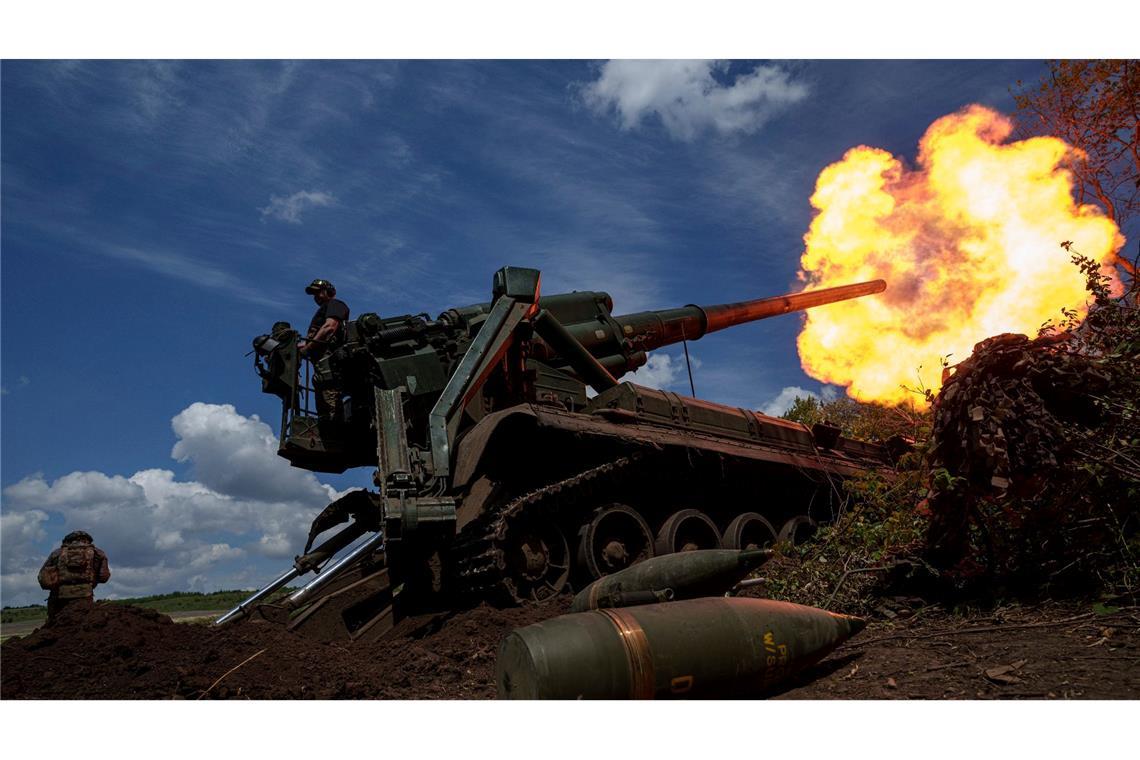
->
[218, 267, 891, 640]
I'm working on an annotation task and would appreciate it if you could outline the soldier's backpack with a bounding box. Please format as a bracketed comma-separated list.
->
[57, 544, 96, 585]
[38, 562, 60, 590]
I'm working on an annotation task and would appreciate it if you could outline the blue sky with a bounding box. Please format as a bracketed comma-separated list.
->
[1, 59, 1054, 605]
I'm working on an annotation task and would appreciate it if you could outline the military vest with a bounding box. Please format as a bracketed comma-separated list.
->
[57, 544, 97, 585]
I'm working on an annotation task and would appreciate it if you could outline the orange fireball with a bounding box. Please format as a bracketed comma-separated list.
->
[797, 105, 1125, 406]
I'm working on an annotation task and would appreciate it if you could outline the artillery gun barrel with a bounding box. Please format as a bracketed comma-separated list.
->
[615, 279, 886, 353]
[702, 278, 887, 333]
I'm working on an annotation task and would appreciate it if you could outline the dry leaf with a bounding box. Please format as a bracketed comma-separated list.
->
[983, 660, 1027, 685]
[886, 677, 898, 689]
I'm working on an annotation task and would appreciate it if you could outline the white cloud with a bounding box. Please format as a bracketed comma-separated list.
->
[627, 352, 676, 390]
[0, 510, 51, 606]
[622, 351, 703, 391]
[1, 403, 346, 606]
[3, 470, 146, 511]
[634, 353, 681, 389]
[98, 242, 284, 308]
[187, 543, 245, 570]
[259, 189, 335, 224]
[760, 386, 819, 417]
[581, 60, 809, 141]
[1, 572, 44, 607]
[1, 510, 49, 571]
[170, 402, 335, 504]
[256, 532, 295, 559]
[585, 352, 694, 399]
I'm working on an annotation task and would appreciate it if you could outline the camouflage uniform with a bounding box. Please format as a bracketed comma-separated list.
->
[311, 347, 350, 421]
[304, 280, 350, 422]
[38, 531, 111, 622]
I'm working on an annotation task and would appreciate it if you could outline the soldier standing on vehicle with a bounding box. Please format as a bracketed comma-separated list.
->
[299, 278, 350, 421]
[37, 531, 111, 622]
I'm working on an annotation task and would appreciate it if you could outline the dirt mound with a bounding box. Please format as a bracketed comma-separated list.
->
[4, 597, 1136, 699]
[1, 598, 568, 699]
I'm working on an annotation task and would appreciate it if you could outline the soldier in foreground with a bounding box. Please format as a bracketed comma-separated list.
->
[37, 531, 111, 622]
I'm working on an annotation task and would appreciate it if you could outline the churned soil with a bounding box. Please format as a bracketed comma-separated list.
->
[2, 597, 1136, 699]
[0, 599, 568, 699]
[773, 600, 1140, 699]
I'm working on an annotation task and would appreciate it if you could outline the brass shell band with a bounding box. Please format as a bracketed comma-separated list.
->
[587, 581, 603, 611]
[598, 607, 655, 699]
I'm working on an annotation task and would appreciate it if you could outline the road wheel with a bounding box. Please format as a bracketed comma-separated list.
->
[655, 509, 722, 555]
[778, 515, 818, 546]
[503, 521, 570, 603]
[577, 504, 655, 581]
[722, 512, 778, 551]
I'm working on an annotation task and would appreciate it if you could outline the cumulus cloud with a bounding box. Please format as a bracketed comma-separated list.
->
[257, 532, 295, 559]
[171, 402, 334, 504]
[760, 386, 820, 417]
[1, 403, 344, 606]
[259, 189, 335, 224]
[581, 60, 809, 141]
[0, 571, 45, 608]
[630, 352, 701, 391]
[1, 510, 49, 570]
[1, 510, 51, 605]
[582, 351, 702, 399]
[4, 470, 146, 511]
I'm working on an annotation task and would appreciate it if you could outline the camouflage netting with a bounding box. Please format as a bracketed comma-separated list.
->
[925, 277, 1140, 593]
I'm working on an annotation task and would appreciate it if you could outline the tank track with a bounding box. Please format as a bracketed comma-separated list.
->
[451, 455, 641, 602]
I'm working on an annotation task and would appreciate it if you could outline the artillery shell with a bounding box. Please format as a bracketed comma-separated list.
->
[571, 548, 771, 612]
[496, 596, 865, 699]
[591, 588, 674, 609]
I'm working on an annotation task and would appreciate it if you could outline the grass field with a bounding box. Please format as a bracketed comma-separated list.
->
[1, 589, 297, 624]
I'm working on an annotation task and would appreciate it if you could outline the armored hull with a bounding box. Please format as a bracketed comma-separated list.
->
[448, 384, 888, 601]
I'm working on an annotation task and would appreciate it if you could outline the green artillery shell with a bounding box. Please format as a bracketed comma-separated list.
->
[496, 597, 865, 699]
[571, 549, 771, 612]
[591, 588, 674, 609]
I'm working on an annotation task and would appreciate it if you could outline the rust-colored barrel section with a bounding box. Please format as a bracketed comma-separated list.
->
[701, 279, 887, 335]
[615, 279, 886, 353]
[496, 597, 866, 699]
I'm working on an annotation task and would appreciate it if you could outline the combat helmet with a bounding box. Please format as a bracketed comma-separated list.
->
[63, 530, 93, 545]
[305, 279, 336, 295]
